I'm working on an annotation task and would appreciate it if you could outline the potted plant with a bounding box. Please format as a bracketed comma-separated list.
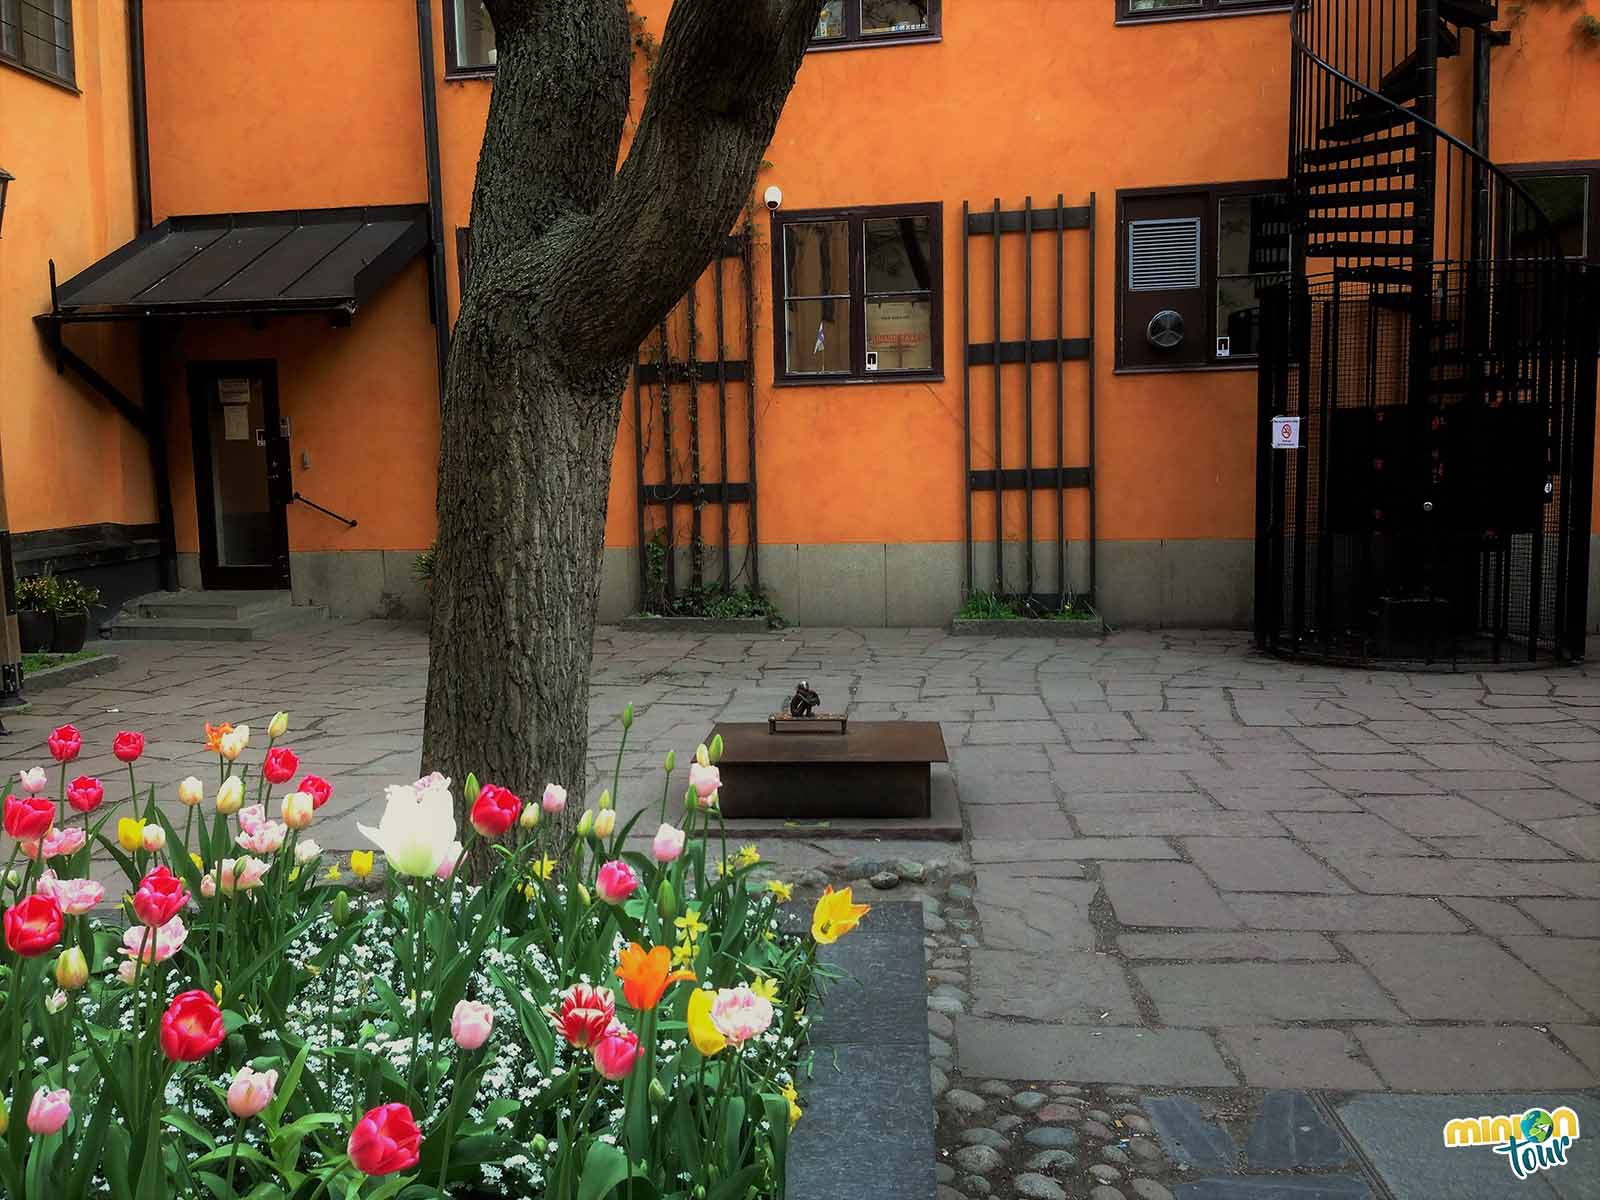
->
[49, 577, 100, 652]
[14, 574, 57, 653]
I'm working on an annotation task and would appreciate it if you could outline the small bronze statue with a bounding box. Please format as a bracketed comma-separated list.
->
[788, 680, 821, 719]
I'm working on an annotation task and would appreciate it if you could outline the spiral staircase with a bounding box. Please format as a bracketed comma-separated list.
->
[1256, 0, 1598, 666]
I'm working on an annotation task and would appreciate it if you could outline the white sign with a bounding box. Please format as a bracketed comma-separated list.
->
[1216, 336, 1231, 358]
[1271, 416, 1301, 450]
[223, 404, 251, 442]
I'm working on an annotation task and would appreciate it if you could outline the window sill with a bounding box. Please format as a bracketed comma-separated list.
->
[444, 66, 496, 81]
[1115, 6, 1292, 26]
[1114, 361, 1260, 375]
[0, 56, 79, 93]
[806, 33, 941, 53]
[773, 372, 945, 388]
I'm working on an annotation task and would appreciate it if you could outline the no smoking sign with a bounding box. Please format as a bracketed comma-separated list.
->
[1271, 416, 1301, 450]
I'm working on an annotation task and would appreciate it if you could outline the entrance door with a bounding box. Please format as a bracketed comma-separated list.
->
[188, 362, 290, 589]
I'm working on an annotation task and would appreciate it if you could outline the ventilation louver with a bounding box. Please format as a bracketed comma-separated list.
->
[1127, 217, 1202, 292]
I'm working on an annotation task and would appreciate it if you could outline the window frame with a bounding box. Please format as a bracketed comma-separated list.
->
[1115, 178, 1289, 373]
[1116, 0, 1292, 24]
[1502, 160, 1599, 265]
[770, 202, 944, 387]
[0, 0, 76, 91]
[809, 0, 941, 52]
[442, 0, 496, 79]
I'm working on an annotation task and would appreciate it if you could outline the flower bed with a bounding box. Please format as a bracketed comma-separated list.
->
[0, 711, 869, 1197]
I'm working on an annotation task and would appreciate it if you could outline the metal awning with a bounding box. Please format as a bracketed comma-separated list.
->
[43, 205, 430, 322]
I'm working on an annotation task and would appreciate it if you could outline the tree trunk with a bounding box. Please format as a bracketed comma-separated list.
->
[421, 0, 825, 847]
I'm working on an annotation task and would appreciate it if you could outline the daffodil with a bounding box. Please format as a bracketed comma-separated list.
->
[686, 987, 726, 1057]
[529, 857, 558, 881]
[674, 909, 708, 943]
[736, 844, 760, 868]
[767, 879, 793, 903]
[811, 885, 870, 945]
[349, 851, 375, 880]
[751, 975, 780, 1003]
[671, 941, 697, 969]
[324, 863, 343, 880]
[780, 1081, 802, 1129]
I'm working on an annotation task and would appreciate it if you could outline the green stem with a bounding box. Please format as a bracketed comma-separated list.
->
[126, 762, 138, 810]
[224, 1121, 244, 1200]
[406, 879, 426, 1095]
[434, 1052, 467, 1191]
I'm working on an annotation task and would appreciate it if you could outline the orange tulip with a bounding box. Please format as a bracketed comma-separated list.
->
[204, 721, 234, 753]
[615, 943, 695, 1011]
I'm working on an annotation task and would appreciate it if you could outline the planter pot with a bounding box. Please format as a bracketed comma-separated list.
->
[50, 610, 90, 653]
[17, 610, 53, 653]
[949, 609, 1105, 638]
[618, 615, 776, 634]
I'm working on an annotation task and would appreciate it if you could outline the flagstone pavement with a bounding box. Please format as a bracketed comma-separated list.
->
[5, 620, 1598, 1109]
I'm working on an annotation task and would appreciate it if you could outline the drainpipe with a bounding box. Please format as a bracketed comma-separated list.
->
[129, 0, 178, 591]
[415, 0, 451, 404]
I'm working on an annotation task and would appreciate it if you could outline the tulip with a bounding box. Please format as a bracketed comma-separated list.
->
[298, 774, 333, 810]
[64, 776, 103, 813]
[233, 856, 270, 892]
[141, 825, 166, 853]
[615, 942, 694, 1011]
[622, 702, 634, 729]
[35, 872, 103, 916]
[267, 711, 289, 740]
[159, 989, 225, 1060]
[294, 839, 322, 865]
[203, 721, 233, 753]
[652, 822, 686, 863]
[54, 947, 89, 991]
[4, 795, 54, 841]
[219, 725, 250, 760]
[594, 808, 616, 839]
[170, 776, 203, 809]
[519, 803, 541, 830]
[120, 915, 187, 964]
[541, 783, 567, 814]
[282, 792, 314, 830]
[46, 725, 81, 764]
[4, 895, 63, 957]
[262, 747, 298, 785]
[112, 731, 145, 763]
[664, 749, 676, 773]
[115, 817, 144, 853]
[598, 788, 614, 811]
[469, 784, 521, 838]
[357, 783, 458, 878]
[40, 827, 85, 859]
[576, 810, 595, 838]
[695, 743, 710, 768]
[16, 768, 46, 795]
[237, 821, 286, 855]
[811, 885, 870, 945]
[349, 850, 374, 879]
[709, 733, 724, 763]
[414, 771, 451, 793]
[596, 860, 638, 905]
[44, 989, 68, 1014]
[348, 1103, 421, 1176]
[116, 960, 141, 986]
[657, 878, 678, 923]
[709, 985, 775, 1046]
[688, 762, 721, 805]
[450, 999, 494, 1051]
[555, 984, 616, 1049]
[592, 1023, 640, 1081]
[216, 777, 243, 815]
[26, 1087, 70, 1136]
[434, 842, 463, 880]
[687, 987, 727, 1057]
[238, 804, 266, 834]
[132, 867, 189, 927]
[227, 1066, 278, 1120]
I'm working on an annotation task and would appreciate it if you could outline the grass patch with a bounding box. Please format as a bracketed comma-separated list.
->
[641, 585, 781, 622]
[22, 649, 104, 674]
[959, 591, 1097, 621]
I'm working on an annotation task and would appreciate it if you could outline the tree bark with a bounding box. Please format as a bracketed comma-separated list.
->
[422, 0, 824, 846]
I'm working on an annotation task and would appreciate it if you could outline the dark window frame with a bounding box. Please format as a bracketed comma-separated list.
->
[0, 0, 76, 90]
[1115, 178, 1289, 373]
[1503, 159, 1600, 265]
[770, 201, 944, 387]
[809, 0, 941, 52]
[442, 0, 496, 79]
[1116, 0, 1292, 24]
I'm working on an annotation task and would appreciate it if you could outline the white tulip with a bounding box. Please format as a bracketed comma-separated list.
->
[357, 783, 458, 878]
[294, 839, 322, 865]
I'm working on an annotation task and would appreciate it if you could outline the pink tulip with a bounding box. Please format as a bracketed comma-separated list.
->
[591, 1022, 640, 1080]
[26, 1086, 70, 1135]
[226, 1066, 278, 1119]
[709, 985, 775, 1046]
[237, 805, 266, 835]
[413, 771, 451, 793]
[688, 763, 721, 805]
[16, 768, 47, 796]
[651, 823, 686, 863]
[116, 960, 141, 986]
[450, 999, 494, 1051]
[435, 841, 463, 880]
[595, 860, 639, 905]
[36, 871, 104, 916]
[541, 783, 568, 814]
[40, 827, 86, 859]
[237, 822, 286, 855]
[234, 856, 270, 891]
[120, 915, 188, 964]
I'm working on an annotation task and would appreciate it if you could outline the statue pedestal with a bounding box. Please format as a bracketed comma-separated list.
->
[708, 721, 948, 820]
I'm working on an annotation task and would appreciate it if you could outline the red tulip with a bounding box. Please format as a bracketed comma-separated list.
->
[262, 747, 299, 785]
[556, 983, 617, 1049]
[46, 725, 81, 764]
[469, 784, 521, 838]
[132, 866, 189, 927]
[3, 795, 54, 841]
[297, 774, 333, 810]
[112, 731, 145, 763]
[348, 1102, 421, 1176]
[4, 895, 64, 957]
[66, 776, 104, 814]
[592, 1022, 641, 1080]
[158, 990, 225, 1060]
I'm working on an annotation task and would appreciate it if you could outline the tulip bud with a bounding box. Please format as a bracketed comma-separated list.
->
[44, 989, 68, 1014]
[520, 803, 541, 830]
[576, 810, 594, 838]
[658, 878, 678, 923]
[216, 776, 244, 815]
[622, 702, 634, 729]
[465, 773, 481, 805]
[142, 824, 166, 853]
[664, 749, 676, 773]
[532, 1134, 548, 1156]
[5, 870, 18, 888]
[594, 809, 616, 840]
[178, 776, 205, 808]
[0, 1104, 7, 1135]
[54, 947, 89, 991]
[695, 743, 710, 768]
[267, 711, 289, 740]
[598, 788, 613, 812]
[577, 883, 592, 907]
[332, 891, 351, 927]
[649, 1077, 668, 1108]
[709, 733, 724, 764]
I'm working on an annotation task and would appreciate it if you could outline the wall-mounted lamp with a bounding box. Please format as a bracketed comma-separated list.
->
[0, 168, 13, 238]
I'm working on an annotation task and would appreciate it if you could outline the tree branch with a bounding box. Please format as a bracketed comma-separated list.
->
[536, 0, 826, 365]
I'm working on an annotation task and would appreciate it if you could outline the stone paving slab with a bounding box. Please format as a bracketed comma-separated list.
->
[1183, 837, 1352, 893]
[1136, 963, 1405, 1026]
[1341, 934, 1589, 1021]
[1101, 863, 1240, 929]
[955, 1019, 1236, 1086]
[1353, 1026, 1600, 1090]
[1217, 1028, 1383, 1089]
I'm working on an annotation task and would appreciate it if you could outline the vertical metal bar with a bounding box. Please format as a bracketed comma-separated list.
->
[963, 201, 973, 598]
[632, 354, 649, 611]
[1055, 194, 1067, 604]
[714, 251, 731, 590]
[686, 282, 702, 589]
[1562, 272, 1598, 660]
[1317, 276, 1340, 649]
[1087, 192, 1098, 604]
[742, 230, 761, 592]
[992, 197, 1004, 595]
[1023, 196, 1035, 601]
[1291, 296, 1314, 646]
[658, 316, 676, 599]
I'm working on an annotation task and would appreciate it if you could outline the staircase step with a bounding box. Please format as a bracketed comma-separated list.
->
[1338, 265, 1422, 287]
[1306, 239, 1427, 260]
[1304, 215, 1427, 236]
[1439, 0, 1496, 28]
[132, 589, 295, 622]
[1303, 186, 1423, 210]
[1319, 106, 1415, 142]
[110, 594, 327, 642]
[1300, 160, 1419, 187]
[1298, 133, 1422, 168]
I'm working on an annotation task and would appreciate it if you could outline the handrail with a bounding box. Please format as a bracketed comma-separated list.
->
[290, 492, 358, 529]
[1289, 0, 1560, 259]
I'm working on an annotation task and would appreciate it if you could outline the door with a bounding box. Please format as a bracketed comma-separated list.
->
[188, 362, 290, 589]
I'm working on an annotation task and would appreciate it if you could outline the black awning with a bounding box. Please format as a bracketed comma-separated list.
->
[45, 205, 430, 322]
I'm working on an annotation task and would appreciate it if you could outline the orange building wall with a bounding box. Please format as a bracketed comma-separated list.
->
[0, 0, 155, 535]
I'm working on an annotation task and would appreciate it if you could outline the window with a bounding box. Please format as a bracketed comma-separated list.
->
[812, 0, 940, 48]
[771, 203, 942, 384]
[1117, 182, 1288, 370]
[1118, 0, 1290, 21]
[1, 0, 74, 87]
[444, 0, 496, 75]
[1504, 162, 1598, 263]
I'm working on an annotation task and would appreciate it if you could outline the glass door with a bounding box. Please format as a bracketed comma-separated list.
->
[188, 362, 290, 589]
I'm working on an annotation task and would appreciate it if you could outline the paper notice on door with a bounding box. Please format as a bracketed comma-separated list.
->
[217, 377, 251, 406]
[223, 404, 250, 441]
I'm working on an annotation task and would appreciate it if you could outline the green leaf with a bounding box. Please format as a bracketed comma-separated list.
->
[719, 1096, 746, 1168]
[576, 1140, 632, 1200]
[161, 1110, 218, 1150]
[263, 1040, 313, 1127]
[706, 1165, 759, 1200]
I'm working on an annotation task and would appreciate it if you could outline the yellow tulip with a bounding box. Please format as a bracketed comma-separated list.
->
[190, 852, 206, 873]
[216, 777, 243, 815]
[349, 850, 374, 879]
[687, 988, 726, 1057]
[117, 818, 145, 853]
[811, 886, 870, 945]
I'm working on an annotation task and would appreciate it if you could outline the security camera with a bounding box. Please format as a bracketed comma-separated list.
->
[764, 185, 783, 211]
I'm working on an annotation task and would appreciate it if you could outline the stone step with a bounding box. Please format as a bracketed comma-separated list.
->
[109, 598, 327, 642]
[130, 590, 293, 622]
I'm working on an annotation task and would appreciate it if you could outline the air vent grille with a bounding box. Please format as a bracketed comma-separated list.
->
[1128, 218, 1202, 292]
